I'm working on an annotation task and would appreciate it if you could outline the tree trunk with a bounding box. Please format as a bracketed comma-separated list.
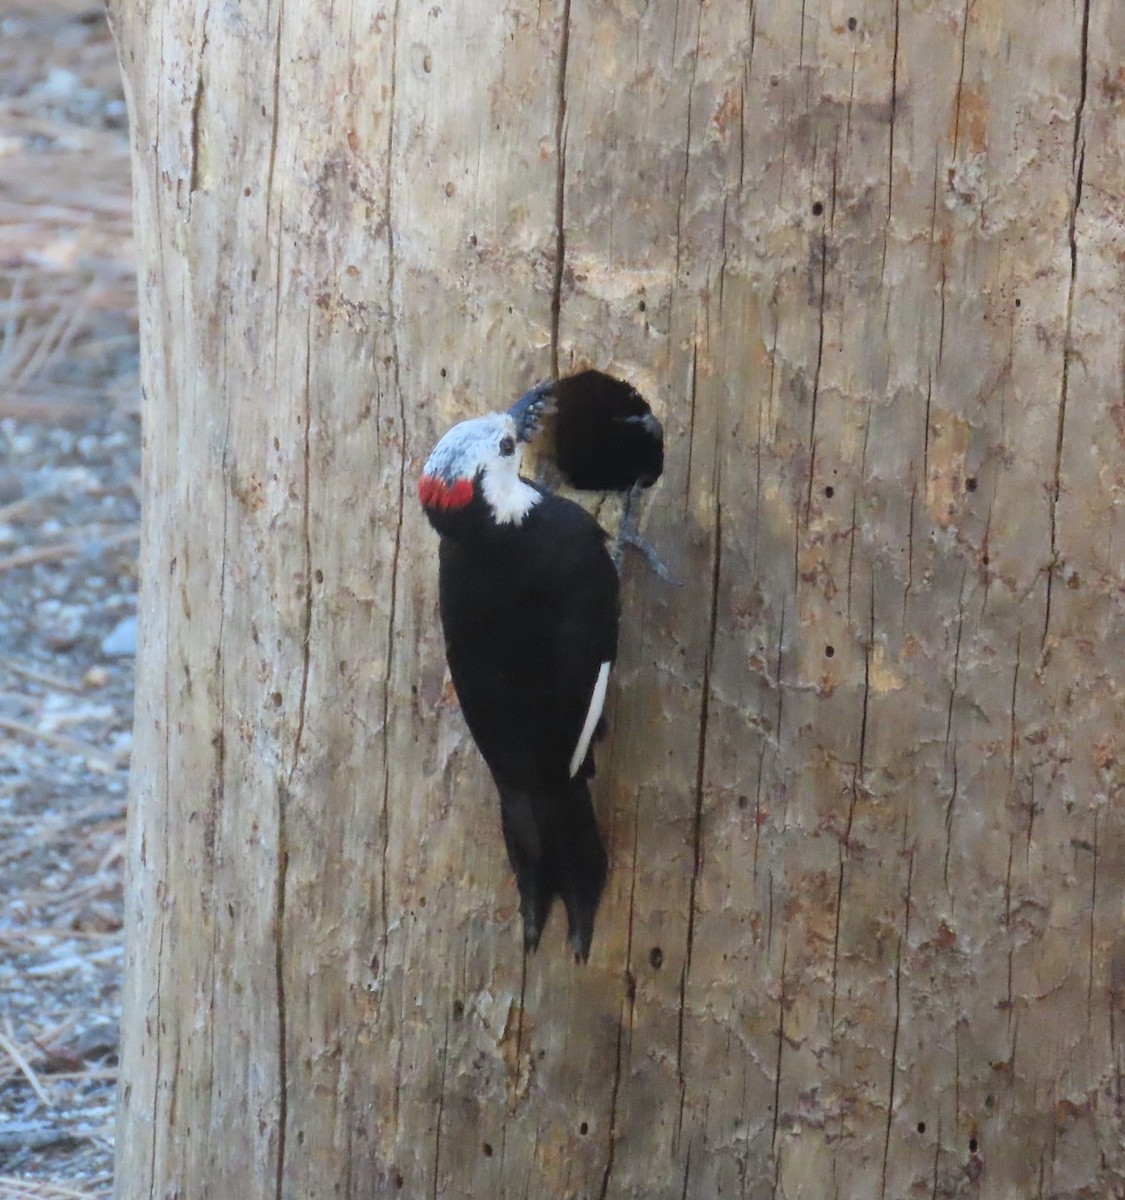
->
[110, 0, 1124, 1196]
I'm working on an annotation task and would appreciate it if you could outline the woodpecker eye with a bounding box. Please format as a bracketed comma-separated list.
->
[499, 435, 516, 457]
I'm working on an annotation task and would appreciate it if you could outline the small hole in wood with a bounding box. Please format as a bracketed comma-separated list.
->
[738, 794, 749, 809]
[917, 1121, 926, 1134]
[966, 477, 978, 492]
[812, 200, 824, 216]
[847, 16, 858, 30]
[482, 1143, 493, 1157]
[1015, 297, 1021, 308]
[650, 946, 664, 969]
[579, 1122, 589, 1136]
[638, 299, 647, 312]
[440, 367, 447, 378]
[824, 485, 834, 499]
[824, 645, 835, 658]
[969, 1138, 978, 1154]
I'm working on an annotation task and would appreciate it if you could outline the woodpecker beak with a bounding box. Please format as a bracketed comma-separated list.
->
[508, 381, 556, 442]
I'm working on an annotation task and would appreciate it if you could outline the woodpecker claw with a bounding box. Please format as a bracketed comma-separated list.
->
[614, 483, 678, 584]
[509, 381, 557, 442]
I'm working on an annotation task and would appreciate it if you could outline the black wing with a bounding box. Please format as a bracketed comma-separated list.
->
[439, 494, 618, 793]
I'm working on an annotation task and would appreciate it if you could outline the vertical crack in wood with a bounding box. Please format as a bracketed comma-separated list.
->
[549, 0, 571, 379]
[272, 315, 311, 1199]
[624, 788, 642, 1045]
[774, 597, 786, 759]
[979, 492, 994, 617]
[430, 1016, 450, 1200]
[944, 568, 967, 751]
[595, 792, 640, 1197]
[673, 4, 701, 280]
[943, 745, 959, 894]
[291, 314, 313, 779]
[921, 367, 932, 494]
[146, 492, 177, 1200]
[930, 1117, 941, 1199]
[771, 934, 788, 1188]
[1008, 632, 1021, 787]
[206, 331, 233, 1154]
[953, 1018, 961, 1125]
[678, 458, 722, 1079]
[187, 18, 208, 209]
[685, 341, 699, 503]
[903, 481, 916, 624]
[1046, 0, 1089, 646]
[833, 584, 873, 1029]
[753, 746, 765, 881]
[274, 792, 289, 1200]
[829, 127, 840, 229]
[754, 312, 778, 572]
[378, 0, 406, 974]
[271, 321, 300, 1196]
[1005, 834, 1015, 1025]
[595, 989, 628, 1200]
[1088, 808, 1098, 1020]
[147, 871, 167, 1200]
[927, 145, 940, 265]
[803, 220, 828, 525]
[514, 949, 528, 1092]
[936, 260, 947, 375]
[882, 0, 900, 278]
[718, 198, 729, 316]
[846, 491, 858, 622]
[265, 0, 285, 218]
[950, 0, 971, 161]
[766, 870, 775, 957]
[1071, 0, 1091, 171]
[880, 937, 903, 1199]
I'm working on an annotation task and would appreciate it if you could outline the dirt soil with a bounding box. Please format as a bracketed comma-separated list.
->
[0, 1, 136, 1196]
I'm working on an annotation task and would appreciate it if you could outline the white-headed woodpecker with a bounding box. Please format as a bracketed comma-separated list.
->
[419, 384, 619, 962]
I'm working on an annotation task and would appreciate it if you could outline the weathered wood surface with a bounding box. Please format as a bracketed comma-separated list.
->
[110, 0, 1124, 1196]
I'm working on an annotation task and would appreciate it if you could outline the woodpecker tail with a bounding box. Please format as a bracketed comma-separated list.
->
[497, 779, 608, 963]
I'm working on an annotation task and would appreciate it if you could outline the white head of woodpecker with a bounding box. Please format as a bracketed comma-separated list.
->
[419, 383, 554, 529]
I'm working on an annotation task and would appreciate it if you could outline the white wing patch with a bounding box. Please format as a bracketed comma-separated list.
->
[569, 661, 612, 778]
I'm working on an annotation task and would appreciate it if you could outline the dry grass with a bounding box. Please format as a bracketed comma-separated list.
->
[0, 0, 137, 425]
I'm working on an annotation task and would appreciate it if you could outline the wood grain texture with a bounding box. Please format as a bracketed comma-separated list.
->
[109, 0, 1124, 1196]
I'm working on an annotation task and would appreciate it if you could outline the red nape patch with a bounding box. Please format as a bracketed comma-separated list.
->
[418, 474, 474, 512]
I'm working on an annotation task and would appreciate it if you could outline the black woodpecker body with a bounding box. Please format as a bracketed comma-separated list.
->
[419, 393, 619, 962]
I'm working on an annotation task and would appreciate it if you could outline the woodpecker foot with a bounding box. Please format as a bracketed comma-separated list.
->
[614, 484, 677, 584]
[618, 528, 677, 584]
